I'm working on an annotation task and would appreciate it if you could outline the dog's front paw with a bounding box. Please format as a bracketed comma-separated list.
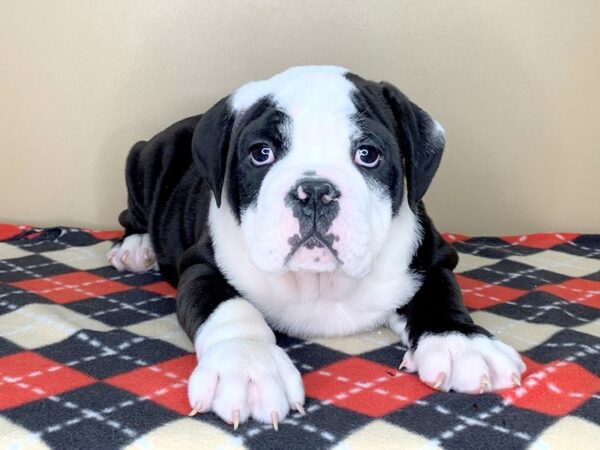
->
[400, 333, 526, 393]
[108, 233, 158, 272]
[187, 339, 305, 430]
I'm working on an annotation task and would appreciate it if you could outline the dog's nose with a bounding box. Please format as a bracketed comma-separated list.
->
[294, 179, 340, 205]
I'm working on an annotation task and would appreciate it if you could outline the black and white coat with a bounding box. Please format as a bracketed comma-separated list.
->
[109, 66, 525, 429]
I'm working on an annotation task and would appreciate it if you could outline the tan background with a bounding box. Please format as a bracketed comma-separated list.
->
[1, 0, 599, 234]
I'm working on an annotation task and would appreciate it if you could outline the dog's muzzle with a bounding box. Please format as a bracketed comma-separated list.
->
[284, 178, 342, 267]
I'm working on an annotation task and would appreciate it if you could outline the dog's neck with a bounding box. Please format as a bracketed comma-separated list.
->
[209, 198, 423, 338]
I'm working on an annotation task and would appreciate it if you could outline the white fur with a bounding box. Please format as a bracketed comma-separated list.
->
[387, 313, 410, 347]
[233, 66, 386, 279]
[210, 195, 422, 338]
[400, 333, 526, 392]
[206, 66, 424, 339]
[107, 233, 158, 272]
[189, 298, 304, 424]
[231, 65, 351, 113]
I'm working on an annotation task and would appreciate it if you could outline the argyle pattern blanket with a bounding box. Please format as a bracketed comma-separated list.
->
[0, 224, 599, 450]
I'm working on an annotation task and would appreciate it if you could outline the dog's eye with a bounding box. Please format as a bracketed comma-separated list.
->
[249, 144, 275, 166]
[354, 146, 380, 168]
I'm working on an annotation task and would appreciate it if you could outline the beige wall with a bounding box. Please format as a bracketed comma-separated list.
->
[1, 0, 599, 234]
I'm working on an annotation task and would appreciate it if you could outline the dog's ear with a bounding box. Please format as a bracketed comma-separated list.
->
[192, 96, 235, 207]
[381, 82, 445, 211]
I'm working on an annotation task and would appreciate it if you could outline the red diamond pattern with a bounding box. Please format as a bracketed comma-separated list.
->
[0, 224, 31, 240]
[0, 352, 95, 410]
[537, 278, 600, 309]
[303, 357, 433, 417]
[9, 272, 132, 304]
[456, 274, 526, 309]
[106, 354, 195, 414]
[500, 360, 600, 416]
[501, 233, 580, 249]
[2, 224, 600, 446]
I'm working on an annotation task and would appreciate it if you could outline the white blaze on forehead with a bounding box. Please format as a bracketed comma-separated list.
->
[231, 65, 356, 116]
[231, 65, 359, 167]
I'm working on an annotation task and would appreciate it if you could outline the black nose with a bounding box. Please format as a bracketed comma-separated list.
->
[293, 179, 340, 205]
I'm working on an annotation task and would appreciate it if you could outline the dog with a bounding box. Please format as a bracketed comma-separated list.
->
[108, 66, 525, 430]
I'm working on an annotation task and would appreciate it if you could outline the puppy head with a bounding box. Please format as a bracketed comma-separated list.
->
[193, 66, 445, 278]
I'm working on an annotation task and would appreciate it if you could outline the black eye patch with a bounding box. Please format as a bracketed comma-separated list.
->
[225, 97, 291, 221]
[350, 116, 404, 214]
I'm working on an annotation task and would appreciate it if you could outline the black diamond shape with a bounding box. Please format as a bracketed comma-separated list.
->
[454, 237, 543, 259]
[486, 291, 600, 327]
[461, 259, 569, 290]
[283, 341, 350, 374]
[58, 229, 103, 247]
[66, 289, 175, 327]
[0, 336, 23, 357]
[387, 393, 554, 448]
[385, 391, 471, 439]
[442, 401, 555, 449]
[243, 400, 370, 450]
[359, 342, 407, 369]
[36, 330, 186, 379]
[0, 284, 52, 313]
[551, 236, 600, 261]
[3, 383, 178, 449]
[582, 270, 600, 282]
[573, 398, 600, 425]
[0, 254, 76, 282]
[523, 329, 600, 375]
[89, 266, 163, 287]
[13, 241, 69, 253]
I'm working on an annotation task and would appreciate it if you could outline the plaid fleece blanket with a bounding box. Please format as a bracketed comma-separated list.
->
[0, 224, 598, 449]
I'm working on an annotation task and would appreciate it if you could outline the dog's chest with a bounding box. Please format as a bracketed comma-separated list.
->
[210, 202, 422, 339]
[245, 266, 421, 338]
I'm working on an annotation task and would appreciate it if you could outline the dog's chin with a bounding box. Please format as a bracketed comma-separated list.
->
[286, 245, 339, 273]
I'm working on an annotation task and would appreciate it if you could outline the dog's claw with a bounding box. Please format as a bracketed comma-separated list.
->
[512, 373, 522, 387]
[143, 258, 155, 269]
[433, 372, 446, 390]
[398, 352, 415, 373]
[271, 411, 279, 431]
[480, 374, 491, 394]
[232, 409, 240, 431]
[120, 251, 130, 269]
[295, 402, 306, 416]
[188, 408, 198, 417]
[143, 249, 155, 269]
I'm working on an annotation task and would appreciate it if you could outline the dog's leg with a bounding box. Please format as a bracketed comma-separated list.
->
[393, 212, 525, 393]
[108, 233, 158, 272]
[177, 241, 305, 429]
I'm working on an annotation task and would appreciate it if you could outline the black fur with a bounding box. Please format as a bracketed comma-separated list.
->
[117, 73, 487, 350]
[225, 97, 291, 220]
[345, 73, 485, 349]
[117, 114, 239, 338]
[346, 73, 445, 213]
[118, 115, 208, 285]
[191, 97, 234, 209]
[399, 203, 491, 350]
[176, 234, 239, 340]
[284, 179, 341, 263]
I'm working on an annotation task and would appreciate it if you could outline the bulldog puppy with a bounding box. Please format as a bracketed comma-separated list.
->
[109, 66, 525, 430]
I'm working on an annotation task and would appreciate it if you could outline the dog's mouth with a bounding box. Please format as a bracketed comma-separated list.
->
[285, 231, 342, 271]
